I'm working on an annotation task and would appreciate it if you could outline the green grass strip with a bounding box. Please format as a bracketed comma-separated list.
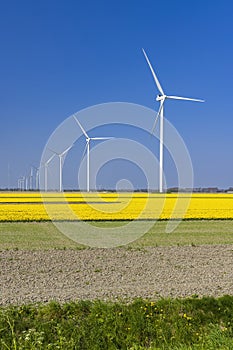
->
[0, 296, 233, 349]
[1, 220, 233, 250]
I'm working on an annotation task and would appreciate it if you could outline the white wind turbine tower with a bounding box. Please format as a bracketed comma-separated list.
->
[142, 48, 204, 193]
[25, 176, 29, 191]
[31, 165, 40, 190]
[35, 168, 39, 190]
[18, 177, 24, 191]
[43, 154, 55, 191]
[49, 145, 73, 192]
[29, 167, 33, 190]
[21, 176, 25, 190]
[74, 116, 113, 192]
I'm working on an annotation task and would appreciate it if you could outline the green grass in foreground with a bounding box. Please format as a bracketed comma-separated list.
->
[0, 296, 233, 349]
[0, 220, 233, 250]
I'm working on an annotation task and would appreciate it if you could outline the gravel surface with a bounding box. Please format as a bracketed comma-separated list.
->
[0, 245, 233, 306]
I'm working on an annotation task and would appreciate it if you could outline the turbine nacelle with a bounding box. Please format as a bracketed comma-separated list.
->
[156, 94, 165, 102]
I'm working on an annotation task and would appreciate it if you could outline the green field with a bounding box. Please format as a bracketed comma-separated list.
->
[1, 297, 233, 350]
[0, 219, 233, 250]
[1, 220, 233, 349]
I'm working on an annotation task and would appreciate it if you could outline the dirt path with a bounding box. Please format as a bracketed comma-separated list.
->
[1, 245, 233, 305]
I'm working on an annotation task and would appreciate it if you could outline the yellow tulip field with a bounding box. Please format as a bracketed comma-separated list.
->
[0, 192, 233, 221]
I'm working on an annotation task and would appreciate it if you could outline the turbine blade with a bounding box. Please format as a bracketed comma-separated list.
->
[81, 142, 88, 162]
[151, 100, 164, 135]
[30, 164, 39, 171]
[167, 95, 205, 102]
[73, 116, 89, 138]
[91, 137, 114, 140]
[151, 114, 160, 135]
[61, 144, 73, 157]
[142, 48, 164, 95]
[46, 154, 55, 165]
[47, 147, 59, 155]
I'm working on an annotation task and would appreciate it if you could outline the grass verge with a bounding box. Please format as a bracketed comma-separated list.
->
[0, 220, 233, 250]
[0, 296, 233, 349]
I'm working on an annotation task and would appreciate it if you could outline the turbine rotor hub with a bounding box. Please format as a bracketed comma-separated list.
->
[156, 94, 166, 101]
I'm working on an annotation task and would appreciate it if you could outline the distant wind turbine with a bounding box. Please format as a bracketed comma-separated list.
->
[29, 167, 33, 190]
[18, 177, 24, 191]
[31, 165, 40, 190]
[74, 116, 113, 192]
[142, 48, 204, 193]
[49, 145, 73, 192]
[35, 168, 39, 190]
[25, 176, 29, 191]
[43, 154, 55, 191]
[21, 176, 25, 191]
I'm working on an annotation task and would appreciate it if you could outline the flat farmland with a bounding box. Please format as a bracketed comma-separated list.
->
[0, 192, 233, 249]
[0, 192, 233, 221]
[1, 191, 233, 249]
[1, 191, 233, 350]
[1, 192, 233, 306]
[0, 219, 233, 250]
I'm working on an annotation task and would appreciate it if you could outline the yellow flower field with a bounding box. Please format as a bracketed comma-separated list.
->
[0, 192, 233, 221]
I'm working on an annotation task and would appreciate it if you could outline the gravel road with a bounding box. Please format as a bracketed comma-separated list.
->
[1, 245, 233, 306]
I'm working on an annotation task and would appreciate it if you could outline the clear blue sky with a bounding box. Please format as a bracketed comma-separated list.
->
[0, 0, 233, 189]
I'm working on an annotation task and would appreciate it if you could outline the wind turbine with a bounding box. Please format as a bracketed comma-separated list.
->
[49, 145, 73, 192]
[25, 176, 29, 191]
[29, 167, 33, 190]
[31, 165, 40, 190]
[35, 168, 39, 190]
[18, 177, 24, 191]
[74, 116, 113, 192]
[142, 48, 204, 193]
[43, 154, 55, 191]
[21, 176, 25, 191]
